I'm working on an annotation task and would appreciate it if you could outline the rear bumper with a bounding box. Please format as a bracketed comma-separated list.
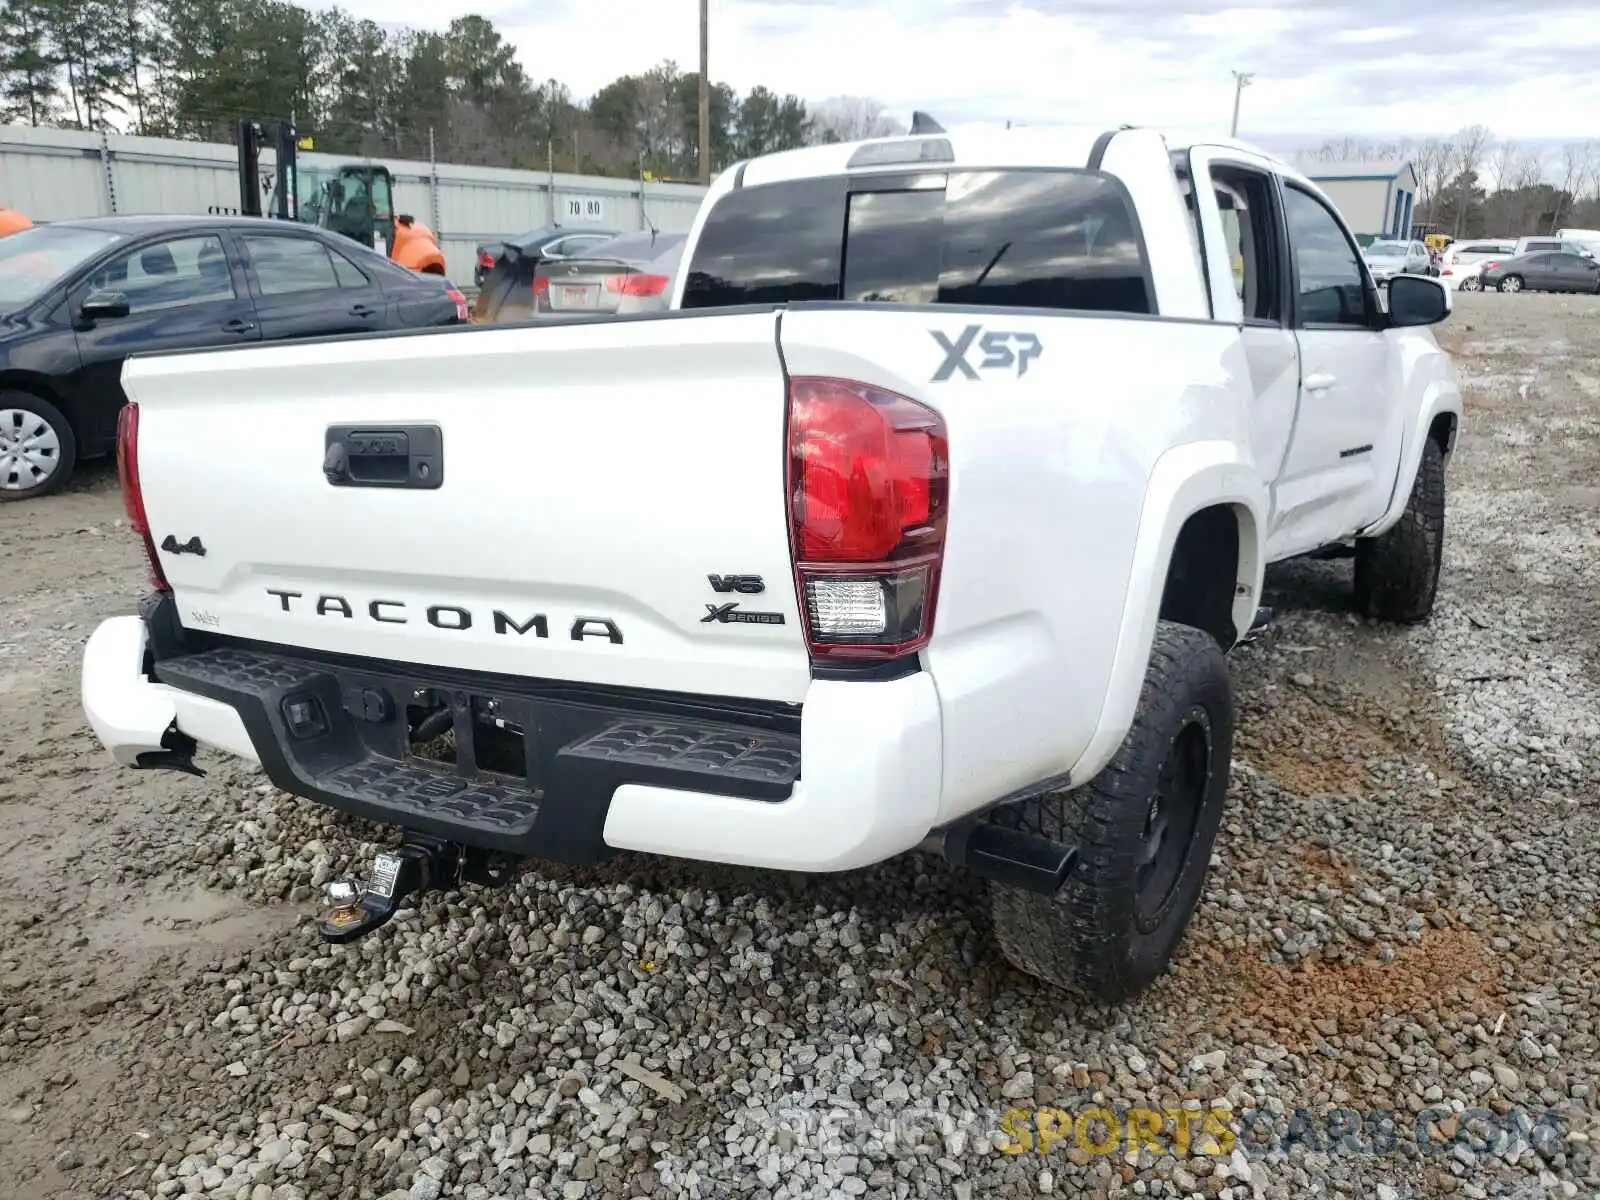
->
[81, 612, 944, 873]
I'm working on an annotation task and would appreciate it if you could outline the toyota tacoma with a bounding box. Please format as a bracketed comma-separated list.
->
[80, 121, 1462, 1002]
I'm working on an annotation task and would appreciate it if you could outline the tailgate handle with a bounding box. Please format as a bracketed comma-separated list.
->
[323, 424, 444, 490]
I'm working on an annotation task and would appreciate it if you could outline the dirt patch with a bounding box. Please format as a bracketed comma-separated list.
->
[1213, 927, 1500, 1050]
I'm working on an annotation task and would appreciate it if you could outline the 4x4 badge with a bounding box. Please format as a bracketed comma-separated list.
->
[702, 602, 784, 625]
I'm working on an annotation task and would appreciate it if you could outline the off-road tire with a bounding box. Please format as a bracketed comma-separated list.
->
[989, 621, 1233, 1004]
[1352, 436, 1445, 623]
[0, 391, 77, 502]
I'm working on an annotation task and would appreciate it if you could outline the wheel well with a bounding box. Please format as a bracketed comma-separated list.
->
[0, 374, 83, 440]
[1159, 505, 1243, 650]
[1428, 412, 1457, 460]
[420, 263, 446, 275]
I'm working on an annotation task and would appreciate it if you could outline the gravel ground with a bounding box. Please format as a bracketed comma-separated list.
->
[0, 290, 1597, 1200]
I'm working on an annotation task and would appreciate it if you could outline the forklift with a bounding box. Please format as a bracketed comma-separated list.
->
[236, 118, 447, 275]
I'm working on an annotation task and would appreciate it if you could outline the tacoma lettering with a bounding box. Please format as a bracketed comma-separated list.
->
[264, 590, 611, 641]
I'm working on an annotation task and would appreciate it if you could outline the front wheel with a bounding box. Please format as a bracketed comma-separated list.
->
[989, 621, 1233, 1004]
[1353, 436, 1445, 623]
[1498, 275, 1523, 293]
[0, 392, 77, 502]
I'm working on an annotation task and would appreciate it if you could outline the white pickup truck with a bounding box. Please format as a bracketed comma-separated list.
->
[81, 122, 1462, 1002]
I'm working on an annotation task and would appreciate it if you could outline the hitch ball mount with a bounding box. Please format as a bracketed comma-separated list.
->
[316, 835, 514, 944]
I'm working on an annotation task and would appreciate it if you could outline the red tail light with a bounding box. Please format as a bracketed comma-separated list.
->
[1484, 262, 1499, 271]
[603, 273, 668, 297]
[786, 377, 949, 662]
[478, 251, 495, 268]
[532, 276, 550, 296]
[445, 285, 469, 321]
[116, 403, 168, 592]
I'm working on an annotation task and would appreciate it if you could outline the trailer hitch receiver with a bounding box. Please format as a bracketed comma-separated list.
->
[317, 835, 460, 944]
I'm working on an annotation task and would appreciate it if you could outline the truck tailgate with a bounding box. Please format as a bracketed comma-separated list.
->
[123, 310, 812, 704]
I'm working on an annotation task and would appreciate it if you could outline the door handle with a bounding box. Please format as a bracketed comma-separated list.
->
[1304, 372, 1336, 392]
[350, 304, 377, 317]
[222, 317, 256, 333]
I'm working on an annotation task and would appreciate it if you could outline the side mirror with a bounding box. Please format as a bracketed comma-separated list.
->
[81, 289, 130, 320]
[1386, 274, 1451, 328]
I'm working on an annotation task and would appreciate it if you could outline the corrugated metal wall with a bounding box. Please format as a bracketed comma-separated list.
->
[0, 124, 709, 286]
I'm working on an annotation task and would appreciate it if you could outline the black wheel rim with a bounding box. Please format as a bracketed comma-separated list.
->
[1134, 707, 1213, 931]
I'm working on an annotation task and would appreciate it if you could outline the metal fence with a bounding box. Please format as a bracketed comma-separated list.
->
[0, 123, 709, 286]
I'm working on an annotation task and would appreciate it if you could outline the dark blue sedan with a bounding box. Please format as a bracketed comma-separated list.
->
[0, 215, 468, 501]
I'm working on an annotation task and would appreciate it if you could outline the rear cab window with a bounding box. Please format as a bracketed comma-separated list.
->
[680, 169, 1153, 315]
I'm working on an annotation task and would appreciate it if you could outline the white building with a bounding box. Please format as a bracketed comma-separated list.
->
[1305, 161, 1420, 245]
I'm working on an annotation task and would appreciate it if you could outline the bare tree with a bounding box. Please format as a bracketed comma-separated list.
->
[1487, 139, 1519, 193]
[1550, 142, 1595, 230]
[1412, 138, 1456, 212]
[807, 95, 905, 144]
[1449, 124, 1495, 236]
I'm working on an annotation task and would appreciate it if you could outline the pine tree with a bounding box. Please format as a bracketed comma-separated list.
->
[0, 0, 60, 126]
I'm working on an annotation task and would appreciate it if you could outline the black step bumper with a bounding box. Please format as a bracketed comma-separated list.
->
[152, 641, 802, 862]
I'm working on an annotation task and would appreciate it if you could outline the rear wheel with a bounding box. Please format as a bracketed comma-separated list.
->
[0, 392, 77, 502]
[1460, 275, 1481, 292]
[989, 621, 1233, 1003]
[1498, 275, 1523, 293]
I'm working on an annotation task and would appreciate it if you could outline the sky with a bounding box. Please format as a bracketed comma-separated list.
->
[334, 0, 1600, 145]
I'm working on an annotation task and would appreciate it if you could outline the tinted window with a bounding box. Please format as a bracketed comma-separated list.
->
[844, 189, 943, 304]
[0, 226, 125, 311]
[244, 236, 339, 296]
[682, 170, 1152, 314]
[682, 177, 844, 307]
[1282, 186, 1368, 328]
[329, 248, 370, 288]
[86, 235, 236, 314]
[939, 172, 1149, 312]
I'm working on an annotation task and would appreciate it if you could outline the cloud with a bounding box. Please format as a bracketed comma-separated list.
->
[332, 0, 1600, 140]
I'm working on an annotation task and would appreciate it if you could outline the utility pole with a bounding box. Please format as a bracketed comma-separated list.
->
[698, 0, 711, 185]
[1230, 71, 1254, 137]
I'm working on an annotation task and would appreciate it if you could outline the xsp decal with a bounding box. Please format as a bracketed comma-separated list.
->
[931, 325, 1044, 381]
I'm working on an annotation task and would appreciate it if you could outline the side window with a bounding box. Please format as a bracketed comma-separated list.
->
[1281, 186, 1370, 329]
[328, 248, 371, 289]
[1207, 165, 1282, 324]
[85, 235, 235, 314]
[243, 236, 340, 296]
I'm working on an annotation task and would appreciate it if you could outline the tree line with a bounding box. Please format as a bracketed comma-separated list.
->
[1298, 128, 1600, 238]
[0, 0, 907, 179]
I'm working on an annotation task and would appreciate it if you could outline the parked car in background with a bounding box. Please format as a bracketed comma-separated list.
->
[0, 215, 468, 501]
[1480, 249, 1600, 294]
[531, 231, 687, 320]
[1556, 228, 1600, 259]
[1513, 235, 1594, 259]
[472, 225, 618, 294]
[1439, 239, 1516, 290]
[1362, 239, 1432, 284]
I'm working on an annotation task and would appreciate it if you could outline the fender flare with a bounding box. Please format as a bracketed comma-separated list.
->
[1360, 381, 1462, 539]
[1063, 441, 1268, 787]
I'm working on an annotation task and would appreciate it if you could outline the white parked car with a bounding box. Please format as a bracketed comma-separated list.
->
[1440, 239, 1517, 291]
[1362, 238, 1433, 284]
[81, 121, 1463, 1003]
